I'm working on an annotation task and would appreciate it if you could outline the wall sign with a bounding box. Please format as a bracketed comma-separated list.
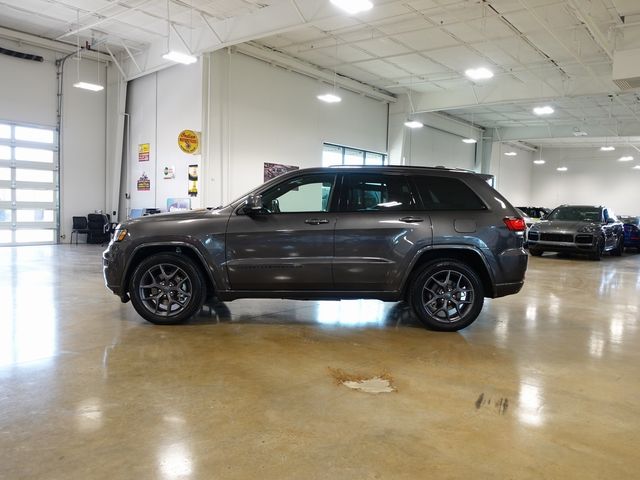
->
[178, 130, 200, 154]
[163, 166, 175, 179]
[264, 162, 299, 182]
[138, 143, 150, 162]
[136, 172, 151, 191]
[188, 164, 198, 197]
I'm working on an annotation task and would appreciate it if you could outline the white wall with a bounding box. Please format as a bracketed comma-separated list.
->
[405, 126, 477, 170]
[126, 62, 202, 213]
[204, 51, 389, 205]
[530, 147, 640, 214]
[0, 37, 107, 240]
[489, 142, 534, 207]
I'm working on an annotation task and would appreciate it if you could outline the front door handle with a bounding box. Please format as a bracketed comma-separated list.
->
[305, 218, 329, 225]
[399, 216, 424, 223]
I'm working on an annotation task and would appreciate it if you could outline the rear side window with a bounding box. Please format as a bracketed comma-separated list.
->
[340, 174, 415, 212]
[414, 176, 486, 211]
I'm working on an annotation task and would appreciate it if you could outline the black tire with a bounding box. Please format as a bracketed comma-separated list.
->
[611, 235, 623, 257]
[590, 236, 604, 261]
[529, 248, 543, 257]
[129, 253, 206, 325]
[409, 259, 484, 332]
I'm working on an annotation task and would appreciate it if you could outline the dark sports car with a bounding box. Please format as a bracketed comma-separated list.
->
[619, 216, 640, 252]
[527, 205, 624, 260]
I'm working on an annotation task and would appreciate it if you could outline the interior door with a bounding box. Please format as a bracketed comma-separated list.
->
[225, 173, 336, 290]
[333, 172, 432, 291]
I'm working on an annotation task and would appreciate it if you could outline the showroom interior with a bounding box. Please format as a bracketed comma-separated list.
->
[1, 0, 639, 478]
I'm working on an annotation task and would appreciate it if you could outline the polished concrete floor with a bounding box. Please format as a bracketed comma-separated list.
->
[1, 245, 639, 479]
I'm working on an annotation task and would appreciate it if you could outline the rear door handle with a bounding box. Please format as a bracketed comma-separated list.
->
[399, 216, 424, 223]
[305, 218, 330, 225]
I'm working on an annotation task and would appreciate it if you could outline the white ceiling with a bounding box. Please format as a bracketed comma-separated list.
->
[1, 0, 640, 143]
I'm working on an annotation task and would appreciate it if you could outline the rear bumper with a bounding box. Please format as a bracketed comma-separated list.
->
[495, 281, 524, 297]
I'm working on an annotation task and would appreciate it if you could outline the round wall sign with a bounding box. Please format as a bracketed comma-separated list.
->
[178, 130, 200, 154]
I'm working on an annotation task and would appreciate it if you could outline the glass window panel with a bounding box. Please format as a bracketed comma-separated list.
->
[262, 174, 335, 213]
[344, 148, 364, 165]
[16, 210, 54, 222]
[341, 174, 415, 212]
[0, 189, 10, 201]
[15, 147, 53, 163]
[15, 126, 54, 144]
[0, 210, 10, 222]
[0, 124, 10, 139]
[414, 176, 486, 210]
[322, 145, 342, 167]
[365, 152, 384, 165]
[16, 169, 53, 183]
[0, 230, 11, 243]
[15, 229, 54, 243]
[0, 167, 10, 181]
[0, 145, 10, 160]
[16, 189, 54, 202]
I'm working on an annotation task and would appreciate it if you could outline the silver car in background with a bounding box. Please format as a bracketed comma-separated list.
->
[527, 205, 624, 260]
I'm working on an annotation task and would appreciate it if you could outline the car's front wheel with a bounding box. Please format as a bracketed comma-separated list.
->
[529, 247, 543, 256]
[611, 234, 623, 257]
[409, 260, 484, 332]
[129, 253, 206, 324]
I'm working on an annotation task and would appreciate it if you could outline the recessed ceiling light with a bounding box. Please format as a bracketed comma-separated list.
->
[573, 130, 588, 137]
[600, 146, 615, 151]
[533, 159, 546, 165]
[618, 155, 634, 162]
[162, 51, 198, 65]
[504, 151, 517, 156]
[330, 0, 373, 14]
[317, 93, 342, 103]
[404, 120, 424, 129]
[462, 138, 477, 144]
[557, 166, 568, 171]
[73, 81, 104, 92]
[533, 106, 554, 115]
[465, 67, 494, 81]
[633, 165, 640, 170]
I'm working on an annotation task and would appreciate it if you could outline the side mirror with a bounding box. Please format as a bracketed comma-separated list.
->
[606, 217, 615, 224]
[242, 194, 264, 214]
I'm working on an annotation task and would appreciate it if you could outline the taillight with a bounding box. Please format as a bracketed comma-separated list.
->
[503, 217, 527, 232]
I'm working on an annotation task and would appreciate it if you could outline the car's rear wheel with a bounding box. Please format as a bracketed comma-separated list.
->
[529, 248, 543, 256]
[409, 260, 484, 332]
[129, 253, 206, 325]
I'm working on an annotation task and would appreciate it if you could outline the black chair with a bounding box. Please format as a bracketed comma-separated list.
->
[87, 213, 110, 244]
[70, 216, 90, 244]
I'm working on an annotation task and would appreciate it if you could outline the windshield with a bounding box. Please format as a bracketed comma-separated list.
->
[546, 206, 602, 222]
[619, 216, 640, 225]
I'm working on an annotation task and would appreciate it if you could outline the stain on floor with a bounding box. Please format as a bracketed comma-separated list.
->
[329, 368, 397, 394]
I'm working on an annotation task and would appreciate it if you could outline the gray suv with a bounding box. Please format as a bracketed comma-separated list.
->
[103, 166, 528, 331]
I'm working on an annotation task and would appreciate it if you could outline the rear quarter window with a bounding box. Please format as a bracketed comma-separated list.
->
[414, 176, 487, 211]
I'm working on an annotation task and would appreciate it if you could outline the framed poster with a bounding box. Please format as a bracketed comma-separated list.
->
[136, 172, 150, 191]
[188, 164, 198, 197]
[264, 162, 299, 182]
[138, 143, 150, 162]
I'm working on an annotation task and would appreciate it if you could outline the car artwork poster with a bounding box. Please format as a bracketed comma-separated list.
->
[138, 143, 150, 162]
[188, 164, 198, 197]
[264, 162, 299, 182]
[136, 172, 151, 191]
[163, 166, 175, 179]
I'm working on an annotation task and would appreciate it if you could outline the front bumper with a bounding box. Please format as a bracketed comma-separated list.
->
[103, 242, 128, 300]
[528, 231, 597, 253]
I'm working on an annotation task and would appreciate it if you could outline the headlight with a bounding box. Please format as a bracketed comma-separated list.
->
[114, 226, 128, 242]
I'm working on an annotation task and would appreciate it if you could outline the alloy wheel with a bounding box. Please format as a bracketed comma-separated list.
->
[422, 270, 475, 323]
[138, 263, 193, 317]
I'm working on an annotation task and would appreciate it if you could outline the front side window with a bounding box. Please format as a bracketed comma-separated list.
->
[414, 176, 486, 211]
[259, 174, 335, 213]
[340, 174, 415, 212]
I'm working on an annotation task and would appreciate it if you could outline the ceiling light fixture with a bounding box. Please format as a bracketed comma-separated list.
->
[73, 81, 104, 91]
[572, 130, 588, 137]
[317, 93, 342, 103]
[404, 120, 424, 129]
[330, 0, 373, 14]
[618, 155, 634, 162]
[633, 165, 640, 170]
[533, 106, 554, 115]
[462, 138, 477, 144]
[72, 10, 103, 93]
[600, 146, 615, 151]
[162, 0, 198, 65]
[533, 159, 546, 165]
[504, 151, 517, 156]
[557, 166, 568, 171]
[465, 67, 494, 81]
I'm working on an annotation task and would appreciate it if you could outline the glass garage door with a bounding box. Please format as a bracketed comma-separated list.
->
[0, 122, 58, 246]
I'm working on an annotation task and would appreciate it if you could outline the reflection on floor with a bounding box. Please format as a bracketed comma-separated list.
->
[1, 245, 639, 479]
